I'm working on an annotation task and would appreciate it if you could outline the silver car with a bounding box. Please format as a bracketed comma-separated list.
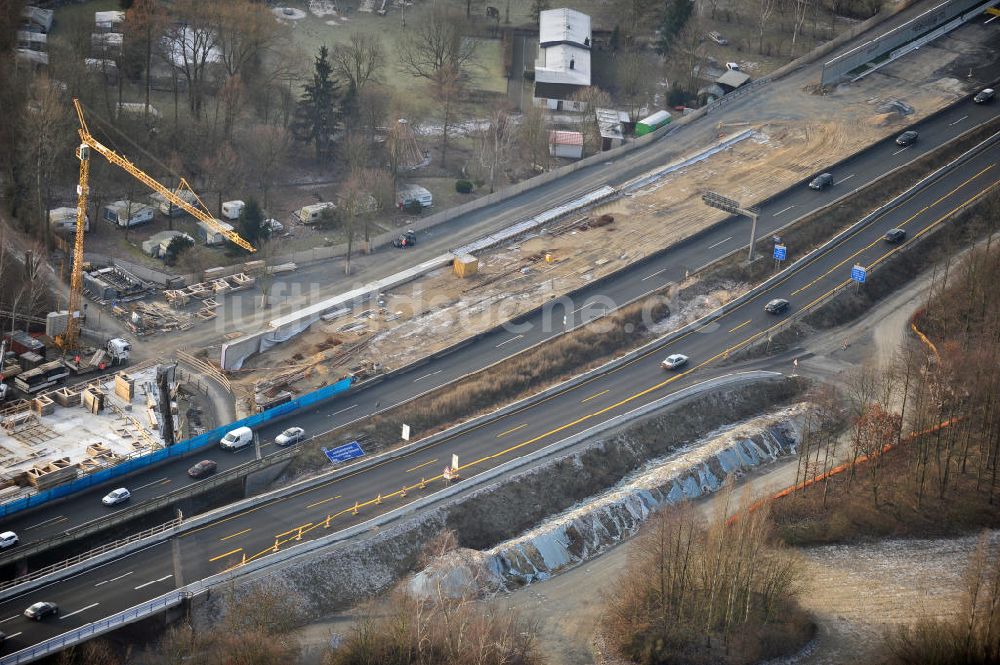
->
[661, 354, 689, 370]
[275, 427, 305, 447]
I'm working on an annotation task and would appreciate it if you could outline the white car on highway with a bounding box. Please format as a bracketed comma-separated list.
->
[275, 426, 305, 447]
[102, 488, 131, 506]
[0, 531, 18, 549]
[661, 354, 689, 370]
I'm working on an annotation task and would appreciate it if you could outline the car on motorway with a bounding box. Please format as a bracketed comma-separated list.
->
[895, 130, 918, 146]
[101, 487, 131, 506]
[883, 228, 907, 244]
[974, 88, 995, 104]
[661, 354, 689, 370]
[187, 459, 218, 479]
[764, 298, 790, 315]
[24, 602, 58, 621]
[809, 173, 833, 190]
[220, 426, 254, 451]
[0, 531, 18, 549]
[275, 426, 305, 447]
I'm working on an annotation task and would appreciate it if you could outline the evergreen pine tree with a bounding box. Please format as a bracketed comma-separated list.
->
[656, 0, 693, 55]
[292, 46, 341, 160]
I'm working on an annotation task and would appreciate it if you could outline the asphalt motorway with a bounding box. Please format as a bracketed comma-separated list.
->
[3, 90, 997, 551]
[2, 125, 998, 659]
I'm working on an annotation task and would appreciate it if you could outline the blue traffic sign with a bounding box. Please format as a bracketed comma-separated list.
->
[773, 244, 787, 261]
[322, 441, 365, 464]
[851, 265, 867, 283]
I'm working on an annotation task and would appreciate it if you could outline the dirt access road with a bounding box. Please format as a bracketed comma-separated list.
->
[501, 263, 972, 665]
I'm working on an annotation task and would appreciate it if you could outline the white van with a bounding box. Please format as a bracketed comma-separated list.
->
[220, 426, 254, 451]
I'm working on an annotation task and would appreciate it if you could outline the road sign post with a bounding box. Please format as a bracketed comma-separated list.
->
[702, 191, 761, 262]
[851, 264, 867, 291]
[322, 441, 366, 464]
[773, 243, 787, 270]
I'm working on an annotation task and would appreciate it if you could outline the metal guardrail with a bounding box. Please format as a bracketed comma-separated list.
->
[0, 445, 299, 571]
[0, 518, 181, 593]
[0, 589, 192, 665]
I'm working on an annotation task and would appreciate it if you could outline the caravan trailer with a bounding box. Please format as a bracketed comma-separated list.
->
[293, 202, 336, 224]
[196, 219, 235, 246]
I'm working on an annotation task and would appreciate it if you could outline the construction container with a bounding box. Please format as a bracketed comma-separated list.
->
[7, 331, 46, 357]
[221, 200, 245, 221]
[635, 110, 672, 136]
[453, 254, 479, 278]
[196, 219, 235, 246]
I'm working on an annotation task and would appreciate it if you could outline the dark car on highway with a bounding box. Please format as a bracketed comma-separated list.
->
[895, 130, 918, 146]
[392, 230, 417, 248]
[187, 459, 218, 479]
[809, 173, 833, 190]
[883, 228, 906, 244]
[764, 298, 790, 314]
[24, 602, 58, 621]
[974, 88, 994, 104]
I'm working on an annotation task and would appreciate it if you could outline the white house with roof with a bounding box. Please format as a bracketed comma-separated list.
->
[533, 8, 592, 111]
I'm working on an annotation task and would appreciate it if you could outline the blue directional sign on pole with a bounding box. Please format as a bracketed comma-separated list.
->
[851, 264, 867, 284]
[322, 441, 365, 464]
[773, 244, 787, 261]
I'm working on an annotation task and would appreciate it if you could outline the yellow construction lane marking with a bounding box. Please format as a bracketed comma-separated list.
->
[581, 389, 609, 403]
[209, 548, 242, 562]
[275, 523, 312, 539]
[728, 319, 752, 333]
[219, 172, 1000, 567]
[220, 528, 250, 541]
[405, 459, 438, 473]
[791, 164, 995, 296]
[497, 423, 528, 438]
[305, 495, 342, 509]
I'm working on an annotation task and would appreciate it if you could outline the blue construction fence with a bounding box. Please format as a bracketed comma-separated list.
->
[0, 377, 353, 520]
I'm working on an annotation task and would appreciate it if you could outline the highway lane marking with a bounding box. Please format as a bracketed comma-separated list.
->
[305, 495, 342, 509]
[790, 164, 996, 297]
[207, 549, 243, 563]
[581, 389, 609, 403]
[641, 268, 667, 281]
[496, 423, 527, 438]
[707, 236, 732, 249]
[189, 164, 1000, 551]
[405, 459, 438, 473]
[774, 205, 796, 216]
[133, 478, 170, 492]
[25, 515, 67, 530]
[571, 301, 607, 315]
[414, 370, 443, 382]
[5, 632, 21, 639]
[839, 174, 856, 183]
[892, 146, 910, 156]
[134, 574, 173, 589]
[331, 404, 358, 416]
[496, 334, 523, 348]
[727, 319, 752, 333]
[0, 615, 18, 624]
[60, 603, 99, 619]
[221, 528, 251, 541]
[95, 571, 133, 587]
[229, 173, 1000, 569]
[950, 115, 968, 126]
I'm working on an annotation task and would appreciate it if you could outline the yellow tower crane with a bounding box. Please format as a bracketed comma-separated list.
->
[59, 99, 255, 352]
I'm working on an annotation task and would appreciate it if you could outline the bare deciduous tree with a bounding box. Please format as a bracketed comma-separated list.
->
[165, 0, 220, 119]
[331, 32, 385, 96]
[431, 64, 464, 169]
[398, 5, 480, 81]
[477, 107, 515, 193]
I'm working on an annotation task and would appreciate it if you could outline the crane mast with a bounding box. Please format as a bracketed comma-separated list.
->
[58, 99, 256, 352]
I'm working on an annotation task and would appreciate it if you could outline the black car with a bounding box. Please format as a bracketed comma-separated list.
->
[895, 130, 918, 146]
[392, 230, 417, 248]
[764, 298, 790, 314]
[187, 459, 218, 479]
[883, 228, 906, 244]
[809, 173, 833, 190]
[974, 88, 995, 104]
[24, 602, 58, 621]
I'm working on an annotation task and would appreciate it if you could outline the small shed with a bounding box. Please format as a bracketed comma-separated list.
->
[143, 231, 192, 258]
[716, 69, 751, 92]
[635, 110, 672, 137]
[92, 32, 123, 51]
[595, 108, 628, 151]
[103, 200, 154, 228]
[49, 207, 89, 233]
[396, 184, 433, 209]
[94, 10, 124, 32]
[16, 30, 46, 52]
[548, 130, 584, 159]
[21, 6, 54, 34]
